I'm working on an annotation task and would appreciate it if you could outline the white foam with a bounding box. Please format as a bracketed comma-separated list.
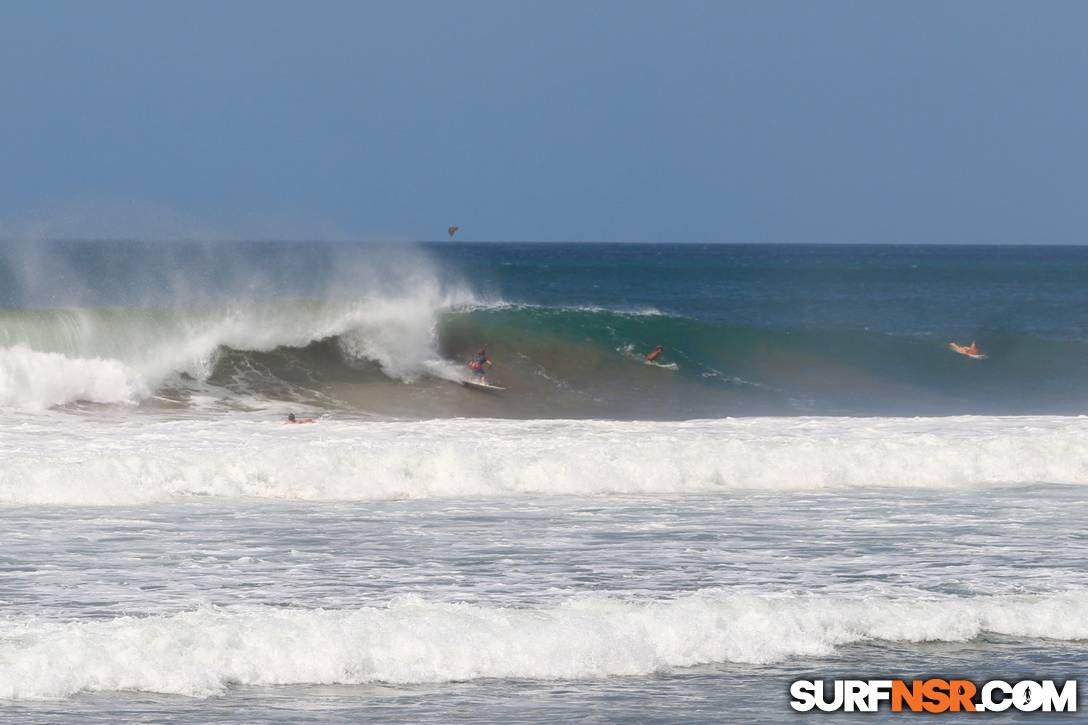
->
[0, 284, 475, 409]
[469, 302, 664, 317]
[2, 415, 1087, 505]
[0, 345, 148, 409]
[1, 589, 1084, 699]
[0, 296, 674, 410]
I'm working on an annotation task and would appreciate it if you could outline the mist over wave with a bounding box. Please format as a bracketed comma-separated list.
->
[0, 293, 474, 409]
[2, 243, 1086, 721]
[4, 301, 1088, 416]
[0, 241, 484, 410]
[3, 241, 1088, 416]
[3, 589, 1085, 699]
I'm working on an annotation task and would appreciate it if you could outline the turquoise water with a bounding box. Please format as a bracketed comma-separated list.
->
[2, 242, 1088, 415]
[1, 242, 1086, 722]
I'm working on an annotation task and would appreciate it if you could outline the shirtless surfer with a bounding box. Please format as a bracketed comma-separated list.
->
[645, 345, 665, 363]
[949, 341, 983, 358]
[286, 413, 315, 424]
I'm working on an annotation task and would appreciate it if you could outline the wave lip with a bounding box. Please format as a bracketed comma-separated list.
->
[2, 589, 1085, 699]
[0, 280, 477, 409]
[3, 416, 1088, 505]
[8, 297, 1088, 416]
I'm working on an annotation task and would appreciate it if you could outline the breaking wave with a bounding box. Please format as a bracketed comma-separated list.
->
[3, 416, 1087, 505]
[4, 300, 1088, 417]
[4, 241, 1088, 417]
[0, 289, 475, 410]
[2, 589, 1085, 699]
[0, 345, 148, 409]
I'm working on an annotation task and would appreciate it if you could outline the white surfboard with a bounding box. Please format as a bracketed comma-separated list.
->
[621, 348, 679, 370]
[948, 343, 987, 360]
[462, 379, 506, 392]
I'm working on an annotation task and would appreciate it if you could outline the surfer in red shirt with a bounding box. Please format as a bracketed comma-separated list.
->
[469, 348, 493, 384]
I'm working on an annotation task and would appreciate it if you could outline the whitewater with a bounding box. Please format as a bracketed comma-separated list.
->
[3, 414, 1088, 505]
[0, 292, 475, 410]
[5, 591, 1087, 700]
[3, 243, 1088, 722]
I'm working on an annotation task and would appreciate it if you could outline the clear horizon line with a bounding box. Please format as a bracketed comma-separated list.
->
[2, 238, 1087, 247]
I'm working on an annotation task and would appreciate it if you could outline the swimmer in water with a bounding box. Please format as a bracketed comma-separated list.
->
[286, 412, 315, 424]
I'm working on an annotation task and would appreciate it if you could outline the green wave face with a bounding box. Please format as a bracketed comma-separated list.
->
[432, 306, 1088, 417]
[3, 302, 1088, 417]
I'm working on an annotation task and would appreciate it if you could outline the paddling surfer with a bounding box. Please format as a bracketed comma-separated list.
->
[286, 413, 315, 424]
[645, 345, 665, 363]
[949, 341, 982, 357]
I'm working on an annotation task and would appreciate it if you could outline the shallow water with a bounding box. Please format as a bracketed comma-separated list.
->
[2, 474, 1085, 719]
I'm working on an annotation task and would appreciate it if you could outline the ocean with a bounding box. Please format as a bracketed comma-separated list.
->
[1, 242, 1086, 722]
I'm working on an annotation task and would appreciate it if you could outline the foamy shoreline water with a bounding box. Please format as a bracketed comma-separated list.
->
[2, 430, 1085, 716]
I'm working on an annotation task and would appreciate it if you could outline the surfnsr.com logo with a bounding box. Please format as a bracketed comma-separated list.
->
[790, 679, 1077, 713]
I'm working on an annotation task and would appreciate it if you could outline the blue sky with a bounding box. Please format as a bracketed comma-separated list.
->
[1, 1, 1085, 243]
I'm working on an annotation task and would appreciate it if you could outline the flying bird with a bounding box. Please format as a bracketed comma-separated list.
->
[448, 225, 460, 238]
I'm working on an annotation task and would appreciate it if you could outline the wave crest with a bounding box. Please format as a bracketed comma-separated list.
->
[0, 345, 147, 409]
[0, 287, 476, 409]
[6, 297, 1088, 415]
[2, 589, 1085, 699]
[3, 416, 1087, 505]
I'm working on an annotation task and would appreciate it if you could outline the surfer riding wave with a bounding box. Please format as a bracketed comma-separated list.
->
[468, 348, 493, 385]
